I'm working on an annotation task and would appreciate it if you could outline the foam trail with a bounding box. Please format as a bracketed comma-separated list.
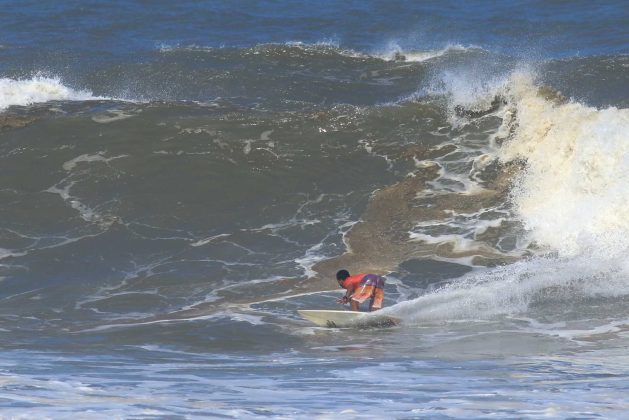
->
[383, 255, 629, 323]
[0, 75, 104, 110]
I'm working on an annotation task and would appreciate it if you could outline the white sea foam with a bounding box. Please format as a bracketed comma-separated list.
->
[47, 152, 127, 225]
[410, 69, 629, 258]
[0, 75, 104, 110]
[294, 242, 326, 278]
[498, 73, 629, 259]
[427, 68, 510, 116]
[190, 234, 232, 247]
[62, 152, 128, 171]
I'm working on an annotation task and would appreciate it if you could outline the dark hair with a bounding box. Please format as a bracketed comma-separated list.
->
[336, 269, 350, 281]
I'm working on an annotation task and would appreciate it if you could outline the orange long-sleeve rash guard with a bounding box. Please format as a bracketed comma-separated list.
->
[342, 274, 365, 291]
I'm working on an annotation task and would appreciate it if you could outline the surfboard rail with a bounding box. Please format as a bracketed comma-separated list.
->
[297, 309, 400, 328]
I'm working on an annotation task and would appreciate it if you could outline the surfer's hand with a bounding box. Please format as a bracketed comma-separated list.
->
[336, 296, 349, 304]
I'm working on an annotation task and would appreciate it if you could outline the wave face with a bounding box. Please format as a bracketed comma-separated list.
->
[1, 47, 626, 342]
[0, 1, 628, 417]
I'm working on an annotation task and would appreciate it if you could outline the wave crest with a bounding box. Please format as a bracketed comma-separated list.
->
[0, 75, 103, 111]
[499, 73, 629, 258]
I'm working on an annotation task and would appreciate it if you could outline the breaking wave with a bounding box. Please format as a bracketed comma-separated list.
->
[385, 71, 629, 322]
[499, 73, 629, 258]
[0, 75, 105, 110]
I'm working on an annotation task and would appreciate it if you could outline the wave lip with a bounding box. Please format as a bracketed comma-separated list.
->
[158, 40, 365, 60]
[0, 75, 105, 111]
[375, 43, 485, 62]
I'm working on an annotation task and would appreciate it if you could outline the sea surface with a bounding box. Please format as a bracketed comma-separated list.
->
[0, 1, 628, 418]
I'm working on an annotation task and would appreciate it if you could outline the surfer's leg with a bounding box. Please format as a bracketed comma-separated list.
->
[371, 288, 384, 310]
[350, 299, 360, 311]
[370, 276, 385, 310]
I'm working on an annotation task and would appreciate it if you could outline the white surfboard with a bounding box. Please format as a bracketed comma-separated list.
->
[297, 309, 400, 328]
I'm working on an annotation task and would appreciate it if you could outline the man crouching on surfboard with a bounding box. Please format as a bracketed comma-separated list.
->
[335, 269, 385, 312]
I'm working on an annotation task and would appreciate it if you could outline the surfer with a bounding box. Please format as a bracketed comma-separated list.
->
[335, 270, 385, 312]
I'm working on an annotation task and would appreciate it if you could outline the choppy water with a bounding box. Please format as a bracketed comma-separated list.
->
[1, 1, 628, 418]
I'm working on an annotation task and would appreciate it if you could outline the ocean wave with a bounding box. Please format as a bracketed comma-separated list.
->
[375, 43, 485, 63]
[157, 43, 224, 53]
[158, 40, 486, 64]
[382, 71, 629, 323]
[498, 73, 629, 258]
[0, 75, 106, 111]
[158, 40, 365, 59]
[423, 68, 629, 258]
